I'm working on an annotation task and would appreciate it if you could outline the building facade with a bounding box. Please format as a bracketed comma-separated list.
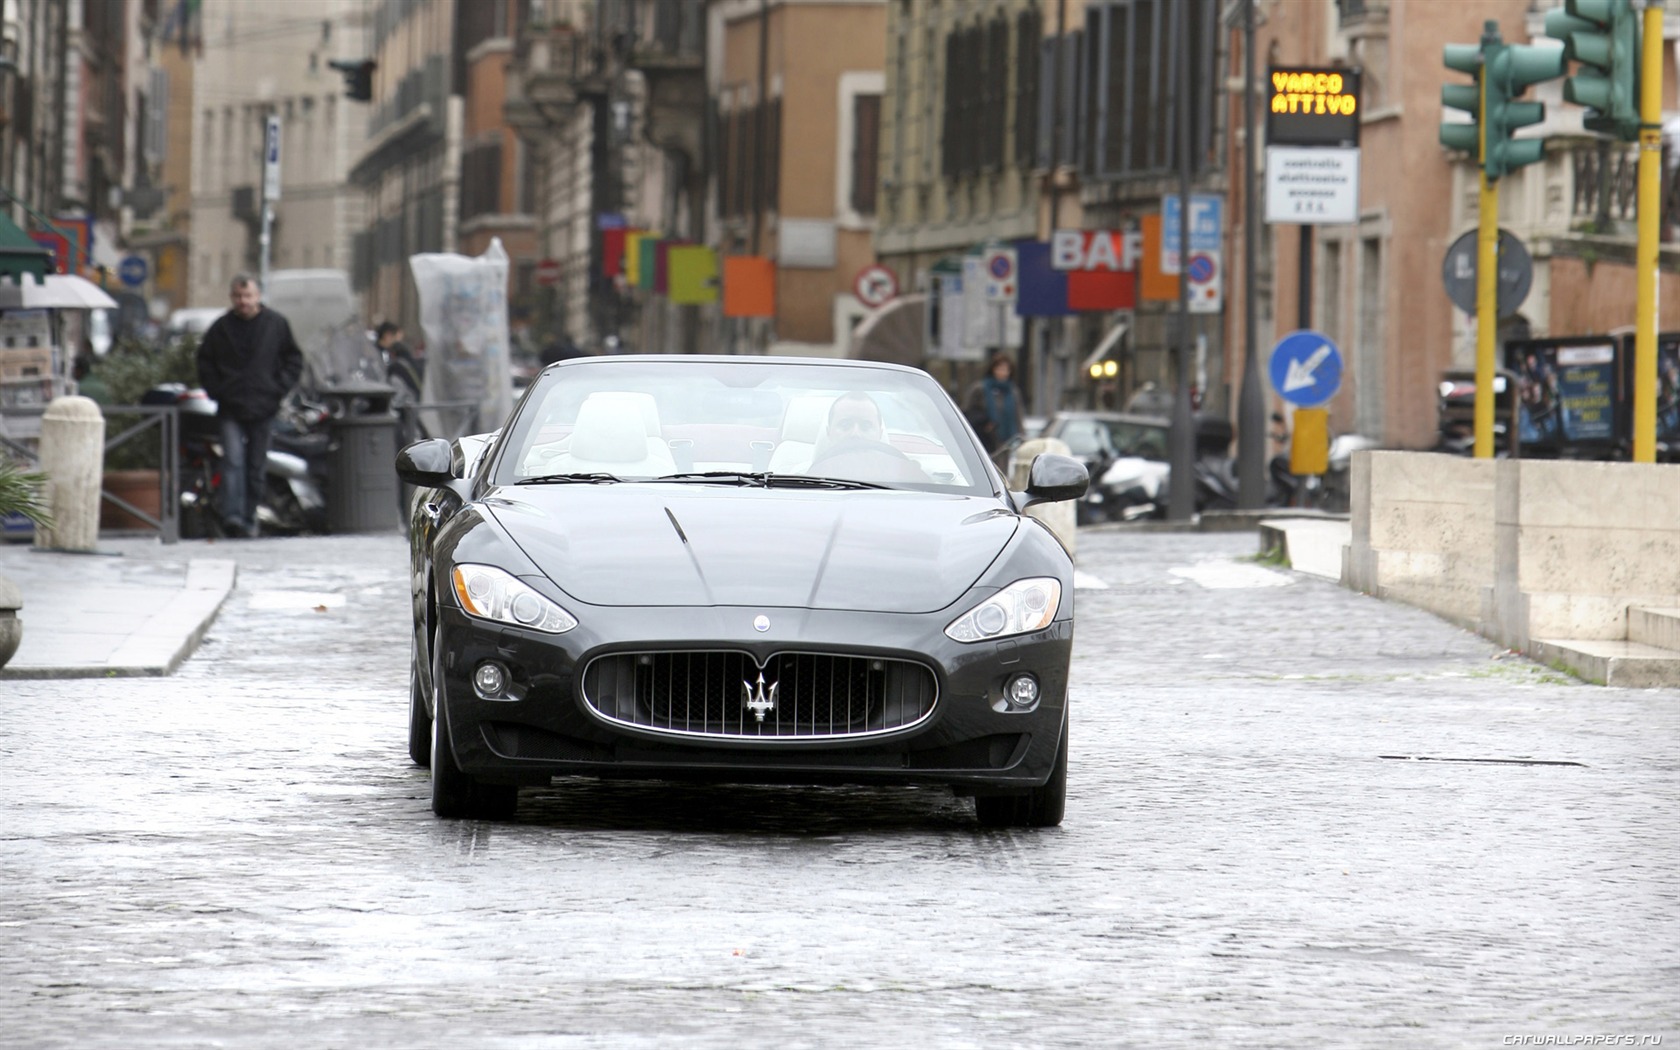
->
[348, 0, 458, 330]
[0, 0, 73, 230]
[454, 0, 539, 330]
[507, 0, 682, 353]
[707, 0, 886, 356]
[188, 0, 369, 308]
[1222, 0, 1680, 451]
[875, 0, 1224, 415]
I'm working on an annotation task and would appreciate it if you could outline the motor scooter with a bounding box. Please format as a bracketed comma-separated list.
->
[142, 383, 329, 537]
[1268, 432, 1380, 511]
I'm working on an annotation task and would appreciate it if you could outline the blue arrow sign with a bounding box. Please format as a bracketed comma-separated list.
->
[1268, 329, 1343, 407]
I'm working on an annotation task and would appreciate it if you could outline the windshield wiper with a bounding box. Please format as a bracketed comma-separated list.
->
[760, 473, 888, 490]
[655, 471, 887, 491]
[656, 471, 761, 485]
[514, 472, 624, 485]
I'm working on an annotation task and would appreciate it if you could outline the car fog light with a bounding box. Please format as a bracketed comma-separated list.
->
[1006, 673, 1040, 707]
[474, 661, 509, 699]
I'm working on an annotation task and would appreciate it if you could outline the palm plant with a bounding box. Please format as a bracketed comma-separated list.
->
[0, 457, 52, 527]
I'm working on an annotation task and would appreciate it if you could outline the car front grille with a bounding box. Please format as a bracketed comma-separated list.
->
[581, 650, 938, 740]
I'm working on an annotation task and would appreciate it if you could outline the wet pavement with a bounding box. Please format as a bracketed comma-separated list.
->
[1, 529, 1676, 1048]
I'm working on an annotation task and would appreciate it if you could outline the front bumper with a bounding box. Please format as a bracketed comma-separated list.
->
[432, 601, 1072, 794]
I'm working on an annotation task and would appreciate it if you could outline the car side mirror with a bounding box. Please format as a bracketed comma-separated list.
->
[395, 438, 459, 487]
[1022, 453, 1089, 507]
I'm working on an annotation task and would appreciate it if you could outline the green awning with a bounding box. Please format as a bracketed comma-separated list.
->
[0, 209, 51, 285]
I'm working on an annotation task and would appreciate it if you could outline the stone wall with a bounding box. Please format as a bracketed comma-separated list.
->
[1489, 459, 1680, 650]
[1345, 451, 1497, 628]
[1347, 451, 1680, 649]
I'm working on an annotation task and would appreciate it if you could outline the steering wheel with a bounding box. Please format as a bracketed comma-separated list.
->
[808, 435, 913, 468]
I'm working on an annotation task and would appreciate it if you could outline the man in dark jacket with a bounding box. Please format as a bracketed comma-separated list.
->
[196, 274, 304, 537]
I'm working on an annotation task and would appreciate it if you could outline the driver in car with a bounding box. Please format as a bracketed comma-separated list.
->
[808, 392, 931, 484]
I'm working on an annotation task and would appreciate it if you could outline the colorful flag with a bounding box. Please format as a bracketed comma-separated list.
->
[667, 246, 719, 305]
[636, 237, 659, 290]
[722, 256, 776, 318]
[1013, 241, 1072, 317]
[1140, 215, 1180, 302]
[602, 227, 628, 278]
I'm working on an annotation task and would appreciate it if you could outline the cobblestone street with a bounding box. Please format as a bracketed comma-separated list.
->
[2, 529, 1675, 1048]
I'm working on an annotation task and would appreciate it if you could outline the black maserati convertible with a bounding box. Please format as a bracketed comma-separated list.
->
[396, 356, 1088, 826]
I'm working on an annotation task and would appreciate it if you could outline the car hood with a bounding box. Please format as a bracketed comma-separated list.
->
[483, 484, 1018, 613]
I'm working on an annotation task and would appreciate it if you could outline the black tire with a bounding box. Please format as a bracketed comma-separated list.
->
[264, 476, 309, 534]
[180, 464, 222, 540]
[407, 634, 431, 767]
[975, 714, 1068, 829]
[430, 627, 518, 820]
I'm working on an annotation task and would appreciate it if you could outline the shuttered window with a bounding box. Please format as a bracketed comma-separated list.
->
[852, 94, 880, 216]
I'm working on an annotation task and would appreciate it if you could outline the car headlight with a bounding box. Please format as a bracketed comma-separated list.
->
[451, 563, 578, 634]
[944, 577, 1062, 643]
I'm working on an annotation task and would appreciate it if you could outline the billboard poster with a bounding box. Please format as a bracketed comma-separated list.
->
[1654, 335, 1680, 446]
[1506, 338, 1623, 451]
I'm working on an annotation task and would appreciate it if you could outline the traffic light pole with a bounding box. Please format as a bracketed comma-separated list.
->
[1633, 0, 1663, 463]
[1475, 171, 1499, 459]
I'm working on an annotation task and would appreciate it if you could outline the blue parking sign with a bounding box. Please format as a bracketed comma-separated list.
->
[118, 254, 149, 288]
[1268, 330, 1343, 408]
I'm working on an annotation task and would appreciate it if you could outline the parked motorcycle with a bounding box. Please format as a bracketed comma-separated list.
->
[1268, 432, 1380, 511]
[142, 383, 330, 538]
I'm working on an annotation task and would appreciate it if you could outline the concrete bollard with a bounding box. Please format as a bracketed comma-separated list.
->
[0, 572, 20, 669]
[1007, 436, 1078, 558]
[36, 396, 105, 553]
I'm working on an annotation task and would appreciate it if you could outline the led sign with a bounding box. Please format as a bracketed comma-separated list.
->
[1267, 67, 1361, 148]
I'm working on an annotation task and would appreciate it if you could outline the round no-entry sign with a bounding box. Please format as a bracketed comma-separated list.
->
[853, 264, 899, 309]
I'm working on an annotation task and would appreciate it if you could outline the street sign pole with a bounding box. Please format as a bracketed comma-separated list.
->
[1237, 0, 1265, 509]
[1167, 0, 1196, 522]
[260, 115, 281, 290]
[1475, 175, 1499, 458]
[1634, 0, 1662, 463]
[1474, 26, 1499, 460]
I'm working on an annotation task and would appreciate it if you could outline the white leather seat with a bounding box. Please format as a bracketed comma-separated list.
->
[549, 395, 676, 476]
[767, 395, 835, 473]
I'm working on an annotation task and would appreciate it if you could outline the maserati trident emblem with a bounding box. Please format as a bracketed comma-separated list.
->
[742, 672, 779, 722]
[753, 614, 770, 632]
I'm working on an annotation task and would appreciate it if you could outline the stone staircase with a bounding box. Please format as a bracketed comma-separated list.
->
[1530, 607, 1680, 687]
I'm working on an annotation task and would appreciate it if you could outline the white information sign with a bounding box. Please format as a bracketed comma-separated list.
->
[1265, 146, 1360, 225]
[1187, 250, 1222, 314]
[1161, 194, 1223, 274]
[263, 116, 282, 202]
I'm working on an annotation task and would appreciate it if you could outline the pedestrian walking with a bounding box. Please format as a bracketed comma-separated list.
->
[71, 355, 111, 406]
[195, 274, 304, 538]
[963, 352, 1025, 465]
[376, 321, 423, 402]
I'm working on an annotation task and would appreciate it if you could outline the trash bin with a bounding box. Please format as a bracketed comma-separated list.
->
[321, 381, 401, 533]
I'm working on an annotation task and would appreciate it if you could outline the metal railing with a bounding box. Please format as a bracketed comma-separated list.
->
[0, 403, 180, 545]
[401, 400, 482, 442]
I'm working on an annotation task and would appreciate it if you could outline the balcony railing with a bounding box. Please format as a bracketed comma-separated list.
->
[629, 0, 703, 70]
[1567, 138, 1680, 240]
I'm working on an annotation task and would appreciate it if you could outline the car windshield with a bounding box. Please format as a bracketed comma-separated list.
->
[1056, 417, 1169, 461]
[492, 358, 993, 495]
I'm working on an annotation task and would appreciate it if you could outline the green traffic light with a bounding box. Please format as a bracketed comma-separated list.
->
[1546, 0, 1640, 141]
[1483, 42, 1564, 179]
[1440, 44, 1484, 160]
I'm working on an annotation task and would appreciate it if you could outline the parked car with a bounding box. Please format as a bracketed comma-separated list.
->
[1041, 410, 1235, 521]
[165, 307, 225, 339]
[398, 355, 1089, 826]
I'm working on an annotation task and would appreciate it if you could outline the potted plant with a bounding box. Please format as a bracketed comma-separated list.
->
[86, 336, 200, 530]
[0, 457, 51, 668]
